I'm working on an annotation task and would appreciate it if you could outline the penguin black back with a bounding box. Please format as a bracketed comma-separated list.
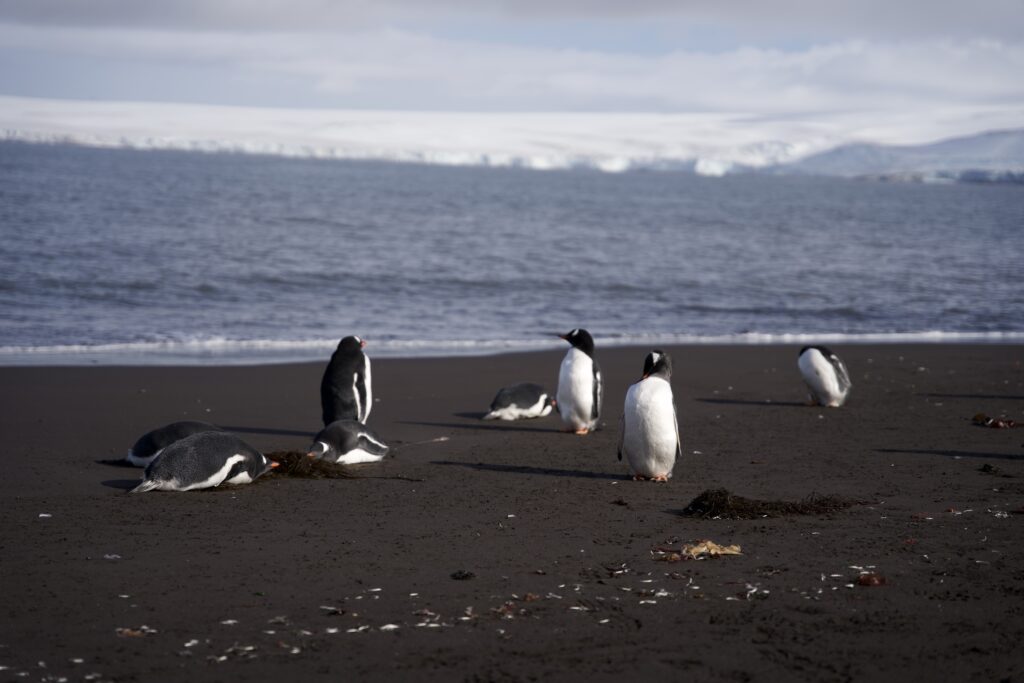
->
[320, 335, 371, 425]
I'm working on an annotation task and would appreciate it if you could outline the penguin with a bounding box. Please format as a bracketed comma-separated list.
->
[618, 350, 680, 482]
[130, 431, 277, 493]
[483, 383, 556, 420]
[125, 421, 223, 467]
[798, 345, 852, 407]
[307, 419, 390, 465]
[555, 328, 602, 434]
[320, 335, 372, 426]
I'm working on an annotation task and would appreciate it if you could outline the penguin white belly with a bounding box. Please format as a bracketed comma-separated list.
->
[361, 356, 373, 423]
[557, 349, 596, 430]
[622, 379, 678, 479]
[333, 448, 386, 465]
[799, 350, 845, 407]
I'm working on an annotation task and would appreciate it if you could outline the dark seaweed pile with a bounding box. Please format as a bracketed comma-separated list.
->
[266, 451, 358, 479]
[680, 488, 853, 519]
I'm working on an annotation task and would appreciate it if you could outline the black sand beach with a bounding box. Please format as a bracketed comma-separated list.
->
[1, 344, 1022, 682]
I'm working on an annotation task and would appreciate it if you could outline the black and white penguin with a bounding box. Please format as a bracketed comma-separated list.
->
[320, 335, 372, 426]
[129, 431, 277, 493]
[124, 420, 223, 467]
[555, 328, 602, 434]
[483, 383, 556, 420]
[798, 345, 852, 407]
[618, 350, 681, 482]
[307, 420, 390, 465]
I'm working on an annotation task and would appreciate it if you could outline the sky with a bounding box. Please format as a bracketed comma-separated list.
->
[1, 0, 1022, 115]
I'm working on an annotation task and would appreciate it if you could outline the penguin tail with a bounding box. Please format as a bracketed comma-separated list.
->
[128, 479, 159, 494]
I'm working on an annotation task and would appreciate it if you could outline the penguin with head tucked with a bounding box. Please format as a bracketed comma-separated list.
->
[483, 383, 556, 421]
[618, 350, 680, 482]
[130, 431, 277, 493]
[320, 335, 372, 426]
[307, 420, 390, 465]
[797, 345, 852, 407]
[555, 328, 602, 434]
[124, 420, 223, 467]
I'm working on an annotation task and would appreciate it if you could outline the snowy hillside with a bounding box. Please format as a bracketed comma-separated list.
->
[3, 95, 1023, 181]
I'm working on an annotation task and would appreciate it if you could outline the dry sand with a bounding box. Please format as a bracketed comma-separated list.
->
[1, 344, 1022, 682]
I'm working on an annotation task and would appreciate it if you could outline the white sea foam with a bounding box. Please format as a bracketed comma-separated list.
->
[3, 95, 1024, 176]
[0, 331, 1020, 366]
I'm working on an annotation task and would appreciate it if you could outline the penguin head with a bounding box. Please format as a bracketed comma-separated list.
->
[642, 349, 672, 380]
[306, 440, 334, 461]
[337, 336, 366, 354]
[257, 453, 280, 476]
[558, 328, 595, 355]
[540, 394, 556, 416]
[799, 345, 832, 358]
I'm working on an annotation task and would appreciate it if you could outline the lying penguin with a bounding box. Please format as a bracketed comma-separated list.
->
[130, 431, 277, 493]
[483, 383, 556, 420]
[797, 345, 852, 407]
[124, 420, 223, 466]
[618, 350, 680, 482]
[307, 420, 390, 465]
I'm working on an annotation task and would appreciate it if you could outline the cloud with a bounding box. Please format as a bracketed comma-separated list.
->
[1, 18, 1021, 114]
[1, 0, 1022, 42]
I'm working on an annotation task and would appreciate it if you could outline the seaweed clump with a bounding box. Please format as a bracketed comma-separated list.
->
[680, 488, 852, 519]
[266, 451, 358, 479]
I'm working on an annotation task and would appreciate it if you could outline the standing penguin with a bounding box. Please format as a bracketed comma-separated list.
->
[555, 328, 602, 434]
[798, 345, 852, 407]
[124, 420, 223, 467]
[130, 431, 277, 493]
[320, 335, 372, 426]
[307, 420, 390, 465]
[618, 350, 680, 482]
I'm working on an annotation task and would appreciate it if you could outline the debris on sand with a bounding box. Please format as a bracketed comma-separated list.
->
[451, 570, 476, 580]
[856, 573, 886, 587]
[679, 488, 853, 519]
[115, 625, 157, 637]
[972, 413, 1017, 429]
[265, 451, 358, 479]
[654, 540, 742, 562]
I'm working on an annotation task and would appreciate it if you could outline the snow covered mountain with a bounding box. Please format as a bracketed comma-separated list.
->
[2, 95, 1023, 183]
[775, 129, 1024, 183]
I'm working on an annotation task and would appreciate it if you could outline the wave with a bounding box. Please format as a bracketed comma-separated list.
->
[1, 330, 1021, 366]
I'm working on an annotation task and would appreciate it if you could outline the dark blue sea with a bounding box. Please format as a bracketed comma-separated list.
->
[1, 141, 1021, 365]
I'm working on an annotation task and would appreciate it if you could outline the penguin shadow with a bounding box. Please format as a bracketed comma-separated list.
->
[917, 393, 1024, 401]
[220, 425, 317, 439]
[875, 448, 1024, 462]
[432, 460, 627, 481]
[102, 478, 142, 491]
[696, 398, 807, 408]
[399, 417, 560, 434]
[96, 458, 135, 468]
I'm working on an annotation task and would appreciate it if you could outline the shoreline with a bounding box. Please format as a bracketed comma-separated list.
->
[2, 332, 1024, 367]
[1, 343, 1022, 681]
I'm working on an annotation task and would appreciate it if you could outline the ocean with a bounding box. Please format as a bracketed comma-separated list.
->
[1, 141, 1021, 365]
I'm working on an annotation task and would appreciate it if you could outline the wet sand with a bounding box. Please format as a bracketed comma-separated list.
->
[1, 344, 1022, 682]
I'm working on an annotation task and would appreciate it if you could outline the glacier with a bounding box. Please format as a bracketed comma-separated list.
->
[2, 95, 1023, 178]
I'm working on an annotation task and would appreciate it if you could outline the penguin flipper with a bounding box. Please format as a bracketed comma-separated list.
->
[129, 479, 159, 494]
[592, 365, 603, 421]
[674, 404, 682, 460]
[616, 413, 624, 461]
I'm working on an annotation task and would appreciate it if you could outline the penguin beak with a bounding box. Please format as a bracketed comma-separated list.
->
[306, 451, 318, 459]
[557, 333, 568, 341]
[360, 340, 367, 348]
[269, 461, 280, 468]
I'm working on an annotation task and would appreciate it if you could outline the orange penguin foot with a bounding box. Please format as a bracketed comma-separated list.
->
[650, 474, 670, 482]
